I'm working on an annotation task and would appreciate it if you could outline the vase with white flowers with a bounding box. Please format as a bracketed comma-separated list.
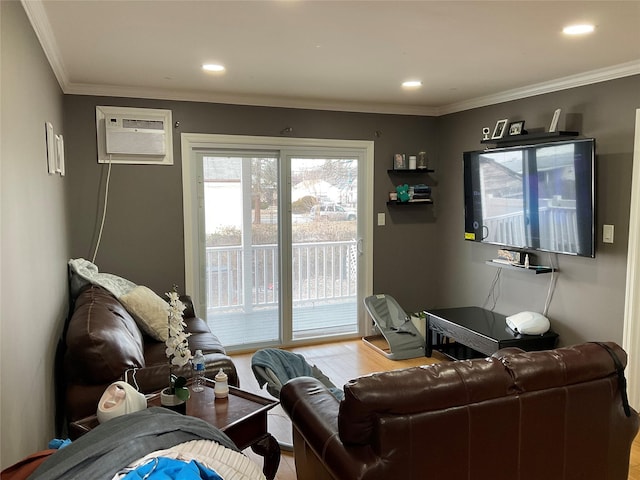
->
[160, 287, 192, 411]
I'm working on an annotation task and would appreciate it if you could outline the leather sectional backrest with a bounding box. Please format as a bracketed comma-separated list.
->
[338, 342, 628, 446]
[65, 286, 145, 384]
[492, 342, 627, 391]
[338, 357, 511, 445]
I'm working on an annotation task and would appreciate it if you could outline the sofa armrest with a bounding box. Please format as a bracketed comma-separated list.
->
[281, 377, 341, 447]
[281, 377, 377, 479]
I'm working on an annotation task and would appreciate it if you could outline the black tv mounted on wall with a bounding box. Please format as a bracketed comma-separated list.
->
[463, 138, 595, 258]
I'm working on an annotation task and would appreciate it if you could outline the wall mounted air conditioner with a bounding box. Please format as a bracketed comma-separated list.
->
[96, 106, 173, 165]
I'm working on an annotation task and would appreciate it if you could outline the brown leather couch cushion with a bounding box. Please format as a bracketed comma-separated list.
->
[492, 342, 627, 390]
[65, 286, 145, 384]
[62, 285, 239, 424]
[281, 342, 640, 480]
[339, 343, 631, 446]
[338, 357, 511, 445]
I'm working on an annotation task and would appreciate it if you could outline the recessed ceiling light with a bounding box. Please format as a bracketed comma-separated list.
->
[202, 64, 225, 72]
[402, 80, 422, 88]
[563, 24, 595, 35]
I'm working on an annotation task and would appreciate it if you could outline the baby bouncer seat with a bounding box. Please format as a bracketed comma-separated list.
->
[363, 294, 425, 360]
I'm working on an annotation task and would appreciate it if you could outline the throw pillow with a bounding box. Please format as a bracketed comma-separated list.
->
[119, 286, 169, 341]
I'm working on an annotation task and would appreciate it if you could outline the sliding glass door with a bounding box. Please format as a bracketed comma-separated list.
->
[182, 135, 373, 351]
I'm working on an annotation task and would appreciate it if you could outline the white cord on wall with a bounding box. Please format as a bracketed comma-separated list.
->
[91, 156, 113, 263]
[543, 253, 558, 317]
[483, 267, 502, 311]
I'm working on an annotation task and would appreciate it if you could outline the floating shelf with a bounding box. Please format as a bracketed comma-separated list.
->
[387, 199, 433, 206]
[485, 260, 556, 274]
[481, 131, 579, 146]
[387, 169, 435, 174]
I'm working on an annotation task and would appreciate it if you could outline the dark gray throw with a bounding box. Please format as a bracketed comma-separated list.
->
[29, 407, 238, 480]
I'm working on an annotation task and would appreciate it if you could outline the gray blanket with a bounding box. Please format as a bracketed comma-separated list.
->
[29, 407, 238, 480]
[251, 348, 343, 400]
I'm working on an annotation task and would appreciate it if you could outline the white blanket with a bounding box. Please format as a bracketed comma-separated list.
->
[68, 258, 137, 298]
[112, 440, 266, 480]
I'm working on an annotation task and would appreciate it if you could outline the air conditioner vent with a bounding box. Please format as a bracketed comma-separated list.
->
[122, 119, 164, 130]
[96, 106, 173, 165]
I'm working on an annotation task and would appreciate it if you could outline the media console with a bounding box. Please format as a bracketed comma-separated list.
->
[425, 306, 559, 360]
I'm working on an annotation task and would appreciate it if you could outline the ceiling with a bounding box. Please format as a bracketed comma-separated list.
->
[24, 0, 640, 116]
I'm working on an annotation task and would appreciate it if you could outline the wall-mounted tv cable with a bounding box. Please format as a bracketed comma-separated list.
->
[543, 253, 558, 317]
[483, 267, 502, 311]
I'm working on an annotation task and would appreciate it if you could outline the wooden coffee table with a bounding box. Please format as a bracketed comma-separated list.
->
[69, 379, 280, 479]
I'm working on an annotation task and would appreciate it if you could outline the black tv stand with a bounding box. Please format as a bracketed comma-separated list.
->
[425, 306, 559, 360]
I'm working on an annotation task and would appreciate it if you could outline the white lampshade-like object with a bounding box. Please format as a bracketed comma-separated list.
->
[96, 381, 147, 423]
[506, 311, 550, 335]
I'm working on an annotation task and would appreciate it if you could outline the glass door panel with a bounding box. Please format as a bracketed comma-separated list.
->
[290, 157, 359, 340]
[201, 154, 280, 348]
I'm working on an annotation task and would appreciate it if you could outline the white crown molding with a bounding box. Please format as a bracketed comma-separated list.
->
[22, 0, 640, 117]
[20, 0, 68, 91]
[438, 60, 640, 116]
[64, 82, 441, 116]
[64, 60, 640, 117]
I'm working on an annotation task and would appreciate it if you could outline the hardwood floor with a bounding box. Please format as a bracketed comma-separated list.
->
[230, 339, 640, 480]
[630, 433, 640, 480]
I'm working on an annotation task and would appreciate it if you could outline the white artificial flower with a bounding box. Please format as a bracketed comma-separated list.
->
[172, 351, 191, 367]
[167, 291, 180, 302]
[165, 288, 193, 366]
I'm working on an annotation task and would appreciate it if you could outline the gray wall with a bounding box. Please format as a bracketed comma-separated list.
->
[0, 1, 69, 468]
[64, 96, 440, 305]
[435, 75, 640, 346]
[64, 77, 639, 349]
[3, 1, 638, 467]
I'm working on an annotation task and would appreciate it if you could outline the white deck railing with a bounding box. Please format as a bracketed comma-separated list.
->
[205, 240, 357, 310]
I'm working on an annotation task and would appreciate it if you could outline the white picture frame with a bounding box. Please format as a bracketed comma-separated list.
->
[55, 134, 65, 176]
[45, 122, 56, 174]
[491, 119, 509, 139]
[549, 108, 561, 133]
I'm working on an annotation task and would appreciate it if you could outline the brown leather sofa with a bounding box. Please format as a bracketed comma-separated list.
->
[281, 342, 639, 480]
[62, 285, 238, 426]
